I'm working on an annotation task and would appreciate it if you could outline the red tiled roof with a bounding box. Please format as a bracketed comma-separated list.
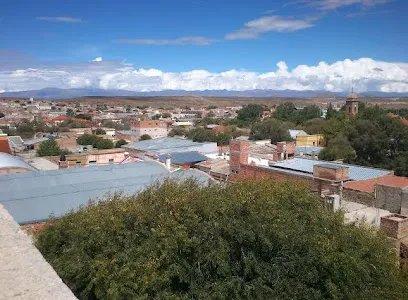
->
[344, 175, 408, 193]
[53, 115, 68, 121]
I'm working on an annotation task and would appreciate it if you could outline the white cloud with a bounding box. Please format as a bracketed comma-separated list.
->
[92, 57, 103, 62]
[303, 0, 391, 11]
[113, 36, 216, 46]
[36, 17, 83, 23]
[0, 58, 407, 93]
[225, 16, 315, 40]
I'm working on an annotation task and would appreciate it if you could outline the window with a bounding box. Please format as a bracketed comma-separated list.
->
[109, 159, 114, 164]
[89, 160, 96, 165]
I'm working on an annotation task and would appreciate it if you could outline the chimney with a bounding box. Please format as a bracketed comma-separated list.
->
[165, 154, 171, 170]
[58, 154, 69, 169]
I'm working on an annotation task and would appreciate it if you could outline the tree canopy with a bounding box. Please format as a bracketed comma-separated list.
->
[140, 134, 152, 141]
[96, 138, 114, 150]
[114, 139, 128, 148]
[37, 139, 62, 156]
[77, 134, 101, 146]
[36, 179, 408, 300]
[237, 104, 265, 124]
[273, 103, 322, 125]
[250, 118, 292, 143]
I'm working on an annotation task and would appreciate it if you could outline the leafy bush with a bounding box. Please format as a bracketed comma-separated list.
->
[140, 134, 152, 141]
[77, 134, 101, 146]
[37, 140, 61, 156]
[96, 139, 114, 150]
[36, 180, 408, 300]
[114, 139, 128, 148]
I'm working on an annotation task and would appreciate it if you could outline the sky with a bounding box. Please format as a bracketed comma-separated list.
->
[1, 0, 408, 93]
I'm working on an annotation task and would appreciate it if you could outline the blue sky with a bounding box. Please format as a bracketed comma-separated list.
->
[1, 0, 408, 92]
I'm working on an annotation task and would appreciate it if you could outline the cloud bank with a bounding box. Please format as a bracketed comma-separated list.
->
[0, 58, 407, 93]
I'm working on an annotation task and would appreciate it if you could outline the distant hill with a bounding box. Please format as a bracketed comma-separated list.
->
[1, 87, 407, 99]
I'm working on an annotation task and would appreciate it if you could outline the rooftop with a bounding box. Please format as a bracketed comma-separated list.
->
[124, 137, 217, 154]
[0, 162, 211, 224]
[0, 153, 37, 172]
[158, 151, 208, 165]
[344, 175, 408, 193]
[269, 158, 392, 181]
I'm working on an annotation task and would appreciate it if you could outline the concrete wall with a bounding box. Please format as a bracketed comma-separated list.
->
[343, 189, 375, 207]
[376, 184, 403, 213]
[401, 190, 408, 215]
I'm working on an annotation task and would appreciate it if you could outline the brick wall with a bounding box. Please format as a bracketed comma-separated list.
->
[343, 189, 375, 206]
[376, 184, 403, 213]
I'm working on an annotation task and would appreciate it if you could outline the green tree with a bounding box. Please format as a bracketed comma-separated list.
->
[186, 127, 214, 142]
[94, 128, 106, 135]
[75, 114, 93, 121]
[114, 139, 128, 148]
[162, 112, 172, 118]
[207, 105, 217, 109]
[304, 118, 326, 135]
[36, 179, 408, 300]
[318, 135, 355, 161]
[37, 140, 61, 156]
[250, 118, 292, 143]
[326, 103, 335, 120]
[237, 104, 264, 124]
[96, 139, 114, 150]
[140, 134, 152, 141]
[168, 127, 186, 137]
[77, 134, 102, 146]
[126, 105, 132, 113]
[66, 108, 75, 117]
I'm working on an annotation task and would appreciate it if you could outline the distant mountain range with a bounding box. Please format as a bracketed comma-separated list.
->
[1, 87, 407, 99]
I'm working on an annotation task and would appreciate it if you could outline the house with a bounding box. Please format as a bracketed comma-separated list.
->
[296, 134, 324, 147]
[195, 159, 230, 181]
[55, 148, 127, 168]
[205, 124, 225, 134]
[130, 120, 168, 140]
[288, 129, 307, 140]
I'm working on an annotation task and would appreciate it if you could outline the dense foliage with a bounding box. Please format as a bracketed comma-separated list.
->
[37, 139, 62, 156]
[114, 139, 128, 148]
[77, 134, 102, 146]
[237, 104, 265, 125]
[273, 103, 321, 125]
[319, 105, 408, 176]
[186, 126, 242, 146]
[94, 128, 106, 135]
[249, 118, 292, 143]
[76, 134, 114, 150]
[168, 126, 186, 137]
[95, 139, 114, 150]
[36, 179, 408, 300]
[140, 134, 152, 141]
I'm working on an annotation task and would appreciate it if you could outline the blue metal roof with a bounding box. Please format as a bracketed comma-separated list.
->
[124, 137, 216, 154]
[269, 158, 392, 181]
[0, 153, 37, 172]
[158, 151, 208, 165]
[23, 137, 49, 145]
[295, 146, 322, 156]
[0, 162, 211, 224]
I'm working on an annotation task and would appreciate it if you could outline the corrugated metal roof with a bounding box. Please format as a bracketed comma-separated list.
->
[158, 151, 208, 165]
[124, 137, 217, 154]
[23, 137, 49, 145]
[117, 130, 137, 135]
[295, 146, 322, 156]
[0, 153, 37, 172]
[0, 162, 211, 224]
[269, 158, 392, 181]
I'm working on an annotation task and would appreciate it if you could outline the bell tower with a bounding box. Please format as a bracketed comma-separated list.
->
[345, 88, 359, 118]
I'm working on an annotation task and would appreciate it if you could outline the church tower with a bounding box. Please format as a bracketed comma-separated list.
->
[345, 89, 359, 118]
